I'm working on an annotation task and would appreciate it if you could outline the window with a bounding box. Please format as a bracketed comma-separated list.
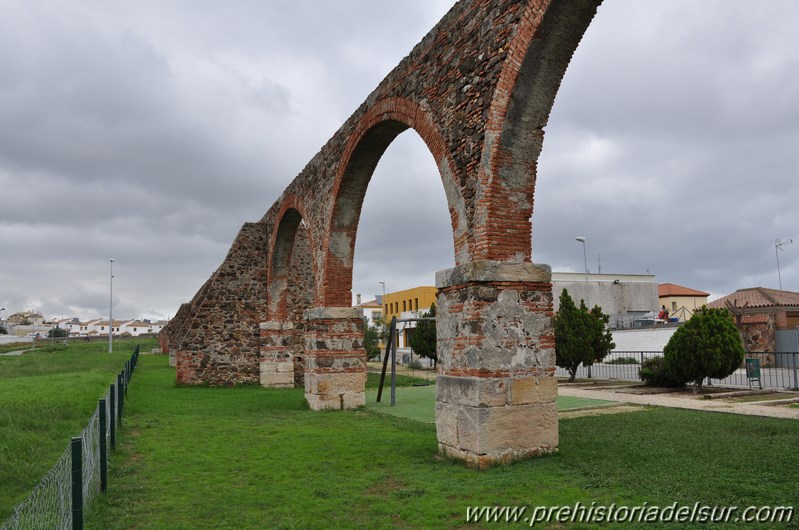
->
[414, 298, 419, 311]
[671, 302, 677, 311]
[403, 300, 407, 312]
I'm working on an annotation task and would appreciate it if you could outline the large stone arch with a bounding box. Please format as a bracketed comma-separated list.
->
[475, 0, 601, 262]
[166, 0, 604, 466]
[320, 97, 467, 307]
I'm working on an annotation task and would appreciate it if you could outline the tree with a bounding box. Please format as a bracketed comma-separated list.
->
[47, 327, 68, 338]
[0, 324, 7, 335]
[663, 307, 744, 393]
[554, 289, 615, 382]
[363, 322, 383, 361]
[409, 304, 437, 368]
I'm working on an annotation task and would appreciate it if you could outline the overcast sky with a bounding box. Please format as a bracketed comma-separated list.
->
[1, 0, 797, 322]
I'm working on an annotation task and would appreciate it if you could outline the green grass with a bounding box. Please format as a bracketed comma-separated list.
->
[0, 338, 157, 520]
[87, 356, 799, 529]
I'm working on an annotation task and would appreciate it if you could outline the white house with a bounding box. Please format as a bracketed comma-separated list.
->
[119, 320, 154, 336]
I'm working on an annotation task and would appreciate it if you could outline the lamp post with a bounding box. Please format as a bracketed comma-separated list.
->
[109, 259, 114, 353]
[775, 238, 793, 290]
[575, 237, 589, 305]
[575, 236, 591, 378]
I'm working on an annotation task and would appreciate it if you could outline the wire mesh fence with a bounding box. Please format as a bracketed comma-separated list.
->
[0, 446, 72, 530]
[1, 346, 139, 530]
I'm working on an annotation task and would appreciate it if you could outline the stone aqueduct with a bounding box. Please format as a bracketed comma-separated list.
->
[160, 0, 602, 466]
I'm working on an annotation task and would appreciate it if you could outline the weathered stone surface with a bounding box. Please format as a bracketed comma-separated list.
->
[436, 401, 558, 468]
[435, 274, 557, 465]
[436, 261, 552, 288]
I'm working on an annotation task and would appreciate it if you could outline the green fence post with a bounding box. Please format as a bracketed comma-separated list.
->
[109, 384, 116, 450]
[71, 437, 83, 530]
[117, 373, 124, 425]
[99, 398, 108, 493]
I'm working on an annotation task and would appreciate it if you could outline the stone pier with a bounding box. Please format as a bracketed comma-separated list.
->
[303, 307, 367, 410]
[259, 321, 297, 388]
[435, 261, 558, 467]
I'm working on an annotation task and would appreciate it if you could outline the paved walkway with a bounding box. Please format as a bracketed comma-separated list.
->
[558, 385, 799, 420]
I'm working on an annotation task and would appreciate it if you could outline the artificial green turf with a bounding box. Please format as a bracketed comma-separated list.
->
[0, 338, 157, 520]
[365, 386, 615, 423]
[87, 356, 799, 529]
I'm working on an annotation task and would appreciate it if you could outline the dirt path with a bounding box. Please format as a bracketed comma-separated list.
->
[558, 385, 799, 420]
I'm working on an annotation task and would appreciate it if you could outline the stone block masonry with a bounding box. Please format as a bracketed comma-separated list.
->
[161, 0, 603, 465]
[435, 262, 557, 467]
[303, 308, 367, 410]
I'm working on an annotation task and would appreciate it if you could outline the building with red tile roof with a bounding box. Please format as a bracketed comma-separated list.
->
[708, 287, 799, 354]
[657, 283, 710, 322]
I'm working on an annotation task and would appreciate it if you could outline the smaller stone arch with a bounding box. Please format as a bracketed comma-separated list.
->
[261, 199, 317, 388]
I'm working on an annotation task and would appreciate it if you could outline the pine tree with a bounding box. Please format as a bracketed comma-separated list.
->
[664, 307, 744, 392]
[554, 289, 614, 382]
[409, 304, 437, 368]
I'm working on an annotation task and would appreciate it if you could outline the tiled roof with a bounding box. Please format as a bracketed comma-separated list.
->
[708, 287, 799, 309]
[741, 314, 770, 324]
[658, 283, 710, 297]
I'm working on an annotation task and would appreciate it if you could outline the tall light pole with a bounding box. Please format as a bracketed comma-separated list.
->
[575, 237, 591, 378]
[109, 259, 114, 353]
[575, 237, 589, 305]
[775, 238, 793, 290]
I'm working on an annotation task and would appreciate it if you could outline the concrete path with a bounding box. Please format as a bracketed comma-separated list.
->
[0, 350, 25, 356]
[558, 385, 799, 420]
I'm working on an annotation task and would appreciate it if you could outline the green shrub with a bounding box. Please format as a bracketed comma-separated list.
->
[606, 356, 639, 365]
[664, 307, 745, 392]
[639, 356, 686, 387]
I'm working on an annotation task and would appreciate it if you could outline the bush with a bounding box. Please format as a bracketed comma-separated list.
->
[664, 307, 745, 392]
[606, 356, 639, 365]
[639, 356, 686, 387]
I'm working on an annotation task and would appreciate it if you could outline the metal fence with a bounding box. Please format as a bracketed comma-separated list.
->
[556, 351, 799, 391]
[1, 347, 139, 530]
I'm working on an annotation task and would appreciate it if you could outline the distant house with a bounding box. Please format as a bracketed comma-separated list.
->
[381, 286, 437, 352]
[658, 283, 710, 322]
[7, 311, 49, 336]
[708, 287, 799, 354]
[150, 320, 169, 334]
[354, 294, 383, 329]
[119, 320, 154, 336]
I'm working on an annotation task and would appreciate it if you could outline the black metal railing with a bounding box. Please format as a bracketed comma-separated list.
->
[556, 350, 799, 390]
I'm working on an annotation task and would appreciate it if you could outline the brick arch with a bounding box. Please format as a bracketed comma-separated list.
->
[319, 97, 467, 307]
[475, 0, 601, 263]
[267, 197, 317, 321]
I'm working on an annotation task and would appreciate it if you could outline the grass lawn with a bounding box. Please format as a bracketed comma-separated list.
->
[0, 338, 157, 520]
[87, 356, 799, 529]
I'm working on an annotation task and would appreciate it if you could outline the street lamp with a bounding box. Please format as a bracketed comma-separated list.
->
[575, 236, 591, 378]
[775, 238, 793, 290]
[109, 259, 114, 353]
[575, 237, 589, 303]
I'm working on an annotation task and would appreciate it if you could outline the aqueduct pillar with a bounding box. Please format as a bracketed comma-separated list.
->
[435, 262, 556, 466]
